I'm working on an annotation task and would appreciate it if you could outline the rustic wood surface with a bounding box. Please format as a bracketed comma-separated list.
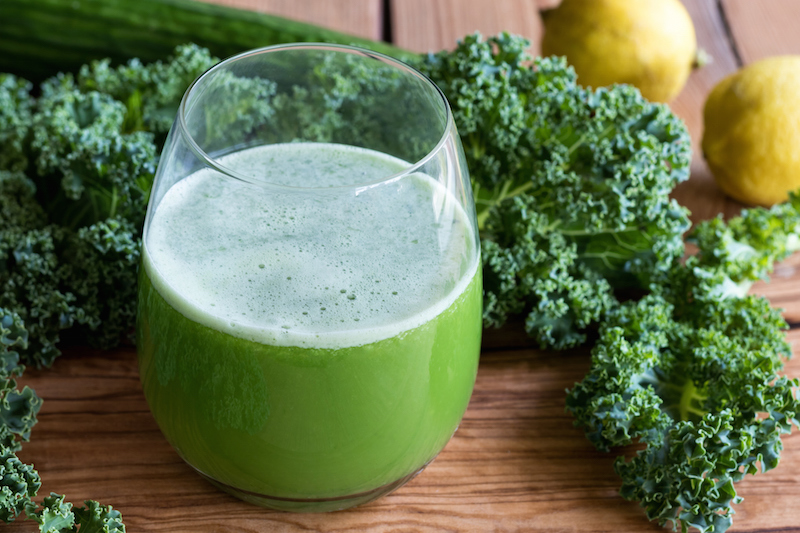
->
[721, 0, 800, 65]
[193, 0, 384, 40]
[390, 0, 543, 55]
[11, 1, 800, 531]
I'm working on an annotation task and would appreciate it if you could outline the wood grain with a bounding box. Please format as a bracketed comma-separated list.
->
[536, 0, 561, 9]
[750, 247, 800, 324]
[390, 0, 542, 55]
[192, 0, 384, 40]
[668, 0, 745, 224]
[722, 0, 800, 65]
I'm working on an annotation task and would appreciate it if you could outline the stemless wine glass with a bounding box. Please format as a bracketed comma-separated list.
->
[136, 44, 481, 513]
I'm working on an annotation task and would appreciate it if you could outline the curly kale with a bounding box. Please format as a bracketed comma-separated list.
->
[0, 168, 45, 232]
[0, 185, 128, 532]
[77, 43, 218, 137]
[680, 191, 800, 299]
[480, 195, 617, 349]
[0, 72, 153, 367]
[232, 49, 443, 166]
[567, 290, 798, 533]
[0, 74, 33, 172]
[566, 198, 800, 533]
[0, 310, 41, 449]
[30, 75, 157, 230]
[415, 33, 691, 230]
[415, 33, 692, 348]
[22, 493, 125, 533]
[0, 171, 75, 367]
[0, 47, 216, 530]
[0, 45, 219, 368]
[65, 218, 141, 350]
[0, 170, 137, 367]
[0, 308, 41, 522]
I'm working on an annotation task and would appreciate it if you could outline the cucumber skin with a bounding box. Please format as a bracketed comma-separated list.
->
[0, 0, 417, 83]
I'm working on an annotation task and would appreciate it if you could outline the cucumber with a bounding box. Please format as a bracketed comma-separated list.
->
[0, 0, 416, 83]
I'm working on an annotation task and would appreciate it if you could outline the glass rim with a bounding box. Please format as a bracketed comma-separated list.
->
[176, 42, 455, 191]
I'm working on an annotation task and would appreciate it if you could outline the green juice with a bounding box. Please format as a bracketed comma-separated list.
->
[137, 143, 481, 510]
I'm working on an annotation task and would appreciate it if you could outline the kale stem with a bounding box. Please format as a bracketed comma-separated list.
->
[109, 187, 119, 219]
[477, 209, 490, 230]
[678, 379, 708, 422]
[559, 225, 650, 238]
[566, 122, 617, 157]
[474, 178, 535, 230]
[504, 180, 534, 199]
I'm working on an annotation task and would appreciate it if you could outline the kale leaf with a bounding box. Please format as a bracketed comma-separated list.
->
[0, 45, 219, 368]
[415, 33, 692, 348]
[0, 74, 34, 172]
[567, 199, 800, 533]
[0, 45, 217, 532]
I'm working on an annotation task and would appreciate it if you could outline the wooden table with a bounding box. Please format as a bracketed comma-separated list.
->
[12, 1, 800, 531]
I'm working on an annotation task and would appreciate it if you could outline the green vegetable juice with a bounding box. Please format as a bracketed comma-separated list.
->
[137, 142, 481, 510]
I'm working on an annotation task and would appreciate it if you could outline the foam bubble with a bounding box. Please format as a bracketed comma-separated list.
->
[144, 143, 478, 349]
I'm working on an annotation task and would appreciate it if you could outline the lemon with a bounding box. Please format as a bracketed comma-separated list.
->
[702, 56, 800, 207]
[541, 0, 697, 102]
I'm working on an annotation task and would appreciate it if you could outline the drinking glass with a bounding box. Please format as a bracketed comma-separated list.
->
[137, 43, 481, 512]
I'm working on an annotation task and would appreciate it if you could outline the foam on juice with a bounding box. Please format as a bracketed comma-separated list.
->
[143, 142, 478, 349]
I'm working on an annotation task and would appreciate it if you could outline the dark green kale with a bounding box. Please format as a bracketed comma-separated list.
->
[246, 49, 443, 164]
[0, 308, 42, 523]
[0, 74, 34, 172]
[30, 75, 157, 230]
[77, 43, 218, 138]
[23, 493, 125, 533]
[0, 74, 152, 367]
[566, 198, 800, 533]
[567, 289, 798, 533]
[0, 309, 41, 449]
[679, 191, 800, 299]
[0, 46, 217, 530]
[0, 170, 139, 367]
[65, 219, 141, 350]
[415, 33, 692, 348]
[480, 195, 617, 349]
[0, 171, 77, 367]
[0, 45, 220, 368]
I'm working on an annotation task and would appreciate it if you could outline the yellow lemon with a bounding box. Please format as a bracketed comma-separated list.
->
[702, 56, 800, 207]
[541, 0, 697, 102]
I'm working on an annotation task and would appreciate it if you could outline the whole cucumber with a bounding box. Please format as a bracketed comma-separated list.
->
[0, 0, 416, 82]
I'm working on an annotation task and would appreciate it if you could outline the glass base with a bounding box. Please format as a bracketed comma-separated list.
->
[200, 465, 427, 513]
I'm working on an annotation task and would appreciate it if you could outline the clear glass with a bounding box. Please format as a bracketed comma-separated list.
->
[136, 44, 481, 512]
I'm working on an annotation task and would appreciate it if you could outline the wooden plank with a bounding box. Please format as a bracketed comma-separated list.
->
[192, 0, 383, 41]
[390, 0, 543, 54]
[7, 329, 800, 532]
[668, 0, 745, 224]
[722, 0, 800, 64]
[536, 0, 561, 9]
[751, 252, 800, 325]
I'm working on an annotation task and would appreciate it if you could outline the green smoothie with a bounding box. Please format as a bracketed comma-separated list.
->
[137, 142, 481, 510]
